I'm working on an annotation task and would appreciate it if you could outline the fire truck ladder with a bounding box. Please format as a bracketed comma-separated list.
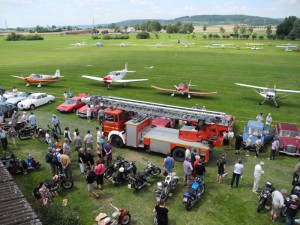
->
[101, 96, 228, 125]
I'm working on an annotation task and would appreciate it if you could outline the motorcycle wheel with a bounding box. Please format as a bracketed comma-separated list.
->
[150, 167, 161, 176]
[121, 214, 131, 225]
[257, 204, 264, 213]
[170, 179, 179, 190]
[33, 162, 41, 169]
[37, 134, 46, 142]
[18, 131, 27, 140]
[184, 201, 192, 211]
[114, 177, 123, 186]
[62, 179, 74, 189]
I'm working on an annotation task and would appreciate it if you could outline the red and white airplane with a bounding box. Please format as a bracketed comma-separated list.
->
[151, 81, 217, 99]
[82, 63, 148, 89]
[12, 69, 62, 87]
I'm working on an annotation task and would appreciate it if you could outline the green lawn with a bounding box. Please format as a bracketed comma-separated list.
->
[0, 33, 300, 225]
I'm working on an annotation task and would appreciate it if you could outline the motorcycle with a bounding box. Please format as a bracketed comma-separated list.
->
[111, 161, 137, 186]
[291, 182, 300, 198]
[182, 176, 205, 210]
[155, 171, 179, 202]
[36, 127, 46, 142]
[104, 156, 128, 178]
[3, 121, 26, 132]
[95, 202, 131, 225]
[45, 171, 74, 191]
[128, 162, 161, 191]
[18, 125, 36, 140]
[257, 182, 276, 212]
[27, 154, 41, 169]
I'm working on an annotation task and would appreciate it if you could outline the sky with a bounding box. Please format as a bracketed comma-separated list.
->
[0, 0, 300, 28]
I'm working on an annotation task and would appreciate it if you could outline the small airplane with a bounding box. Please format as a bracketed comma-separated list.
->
[92, 42, 104, 47]
[151, 81, 217, 99]
[212, 43, 234, 48]
[82, 63, 148, 89]
[70, 42, 86, 47]
[12, 69, 63, 87]
[145, 43, 173, 48]
[235, 83, 300, 107]
[276, 44, 299, 52]
[109, 43, 137, 47]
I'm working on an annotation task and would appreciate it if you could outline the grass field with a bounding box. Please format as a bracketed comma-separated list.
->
[1, 33, 300, 225]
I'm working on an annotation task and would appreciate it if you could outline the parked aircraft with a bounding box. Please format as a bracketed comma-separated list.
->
[12, 69, 63, 87]
[92, 42, 104, 47]
[145, 43, 173, 48]
[151, 81, 217, 99]
[109, 43, 137, 47]
[235, 83, 300, 107]
[212, 43, 234, 48]
[276, 44, 299, 52]
[70, 42, 86, 46]
[82, 63, 148, 89]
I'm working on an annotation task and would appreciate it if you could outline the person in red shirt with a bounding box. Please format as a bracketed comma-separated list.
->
[94, 160, 105, 189]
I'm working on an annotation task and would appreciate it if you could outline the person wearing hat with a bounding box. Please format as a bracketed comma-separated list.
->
[252, 161, 265, 193]
[265, 113, 272, 132]
[271, 189, 288, 223]
[21, 111, 28, 125]
[52, 114, 62, 135]
[286, 194, 300, 225]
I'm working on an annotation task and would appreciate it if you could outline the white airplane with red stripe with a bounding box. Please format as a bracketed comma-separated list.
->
[82, 63, 148, 89]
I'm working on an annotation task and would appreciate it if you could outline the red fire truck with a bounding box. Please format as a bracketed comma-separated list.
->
[100, 96, 235, 162]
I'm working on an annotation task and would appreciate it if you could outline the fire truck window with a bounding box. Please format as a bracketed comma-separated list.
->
[104, 114, 114, 121]
[119, 113, 125, 121]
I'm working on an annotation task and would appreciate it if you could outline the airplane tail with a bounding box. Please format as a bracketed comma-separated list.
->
[124, 63, 128, 71]
[54, 69, 61, 77]
[188, 80, 197, 87]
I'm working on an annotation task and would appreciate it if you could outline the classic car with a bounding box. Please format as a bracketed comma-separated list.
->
[76, 104, 101, 118]
[0, 102, 18, 117]
[17, 93, 55, 110]
[275, 122, 300, 156]
[57, 96, 86, 113]
[242, 120, 274, 150]
[6, 92, 33, 105]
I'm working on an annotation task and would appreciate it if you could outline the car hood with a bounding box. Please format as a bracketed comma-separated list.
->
[280, 137, 300, 148]
[57, 103, 75, 110]
[6, 97, 23, 104]
[18, 99, 35, 105]
[77, 105, 87, 113]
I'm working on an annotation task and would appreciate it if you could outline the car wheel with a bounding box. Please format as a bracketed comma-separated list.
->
[30, 104, 35, 110]
[48, 100, 52, 104]
[72, 108, 76, 113]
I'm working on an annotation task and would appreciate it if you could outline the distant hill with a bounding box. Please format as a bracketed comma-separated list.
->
[115, 14, 282, 27]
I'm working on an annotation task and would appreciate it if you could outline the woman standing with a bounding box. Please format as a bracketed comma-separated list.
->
[86, 104, 91, 122]
[78, 148, 86, 175]
[64, 127, 72, 143]
[94, 160, 105, 189]
[153, 201, 169, 225]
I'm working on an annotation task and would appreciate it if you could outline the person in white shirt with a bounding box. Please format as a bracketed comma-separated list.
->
[256, 113, 264, 122]
[252, 161, 265, 193]
[265, 113, 272, 131]
[230, 159, 244, 188]
[96, 127, 102, 144]
[271, 189, 287, 222]
[63, 91, 68, 101]
[21, 112, 28, 124]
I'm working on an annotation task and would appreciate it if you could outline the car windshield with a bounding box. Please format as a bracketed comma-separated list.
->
[19, 93, 27, 97]
[280, 130, 300, 138]
[249, 128, 262, 136]
[66, 99, 76, 104]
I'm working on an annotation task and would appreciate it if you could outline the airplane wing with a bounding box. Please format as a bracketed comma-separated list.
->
[151, 86, 176, 92]
[12, 75, 26, 80]
[188, 91, 217, 95]
[235, 83, 267, 90]
[275, 88, 300, 93]
[82, 75, 104, 82]
[114, 79, 148, 83]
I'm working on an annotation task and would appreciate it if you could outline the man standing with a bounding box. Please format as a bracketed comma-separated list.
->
[98, 107, 105, 125]
[73, 132, 82, 152]
[253, 161, 265, 193]
[255, 136, 262, 158]
[217, 153, 227, 184]
[285, 195, 300, 225]
[163, 153, 174, 173]
[183, 156, 193, 187]
[60, 153, 72, 181]
[230, 159, 244, 188]
[45, 130, 53, 148]
[63, 139, 71, 156]
[293, 159, 300, 185]
[84, 130, 94, 151]
[256, 113, 264, 122]
[271, 189, 287, 223]
[265, 113, 272, 131]
[0, 127, 8, 152]
[96, 127, 102, 144]
[234, 132, 243, 155]
[29, 112, 37, 128]
[85, 148, 95, 171]
[52, 114, 62, 135]
[104, 140, 112, 167]
[270, 138, 280, 160]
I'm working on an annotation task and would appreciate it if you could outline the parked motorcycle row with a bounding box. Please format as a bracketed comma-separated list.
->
[0, 151, 41, 175]
[3, 121, 37, 140]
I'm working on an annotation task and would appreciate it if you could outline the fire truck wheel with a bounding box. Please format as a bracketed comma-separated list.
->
[111, 135, 124, 148]
[172, 147, 186, 162]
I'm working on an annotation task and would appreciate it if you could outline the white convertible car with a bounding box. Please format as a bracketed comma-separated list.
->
[18, 93, 55, 110]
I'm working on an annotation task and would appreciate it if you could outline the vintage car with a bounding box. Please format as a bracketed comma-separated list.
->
[57, 95, 86, 113]
[76, 104, 100, 118]
[3, 91, 23, 99]
[17, 93, 55, 110]
[0, 102, 18, 118]
[6, 92, 33, 105]
[275, 122, 300, 156]
[81, 94, 103, 104]
[242, 120, 274, 150]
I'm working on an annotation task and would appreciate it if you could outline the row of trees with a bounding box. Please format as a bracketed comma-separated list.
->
[6, 32, 43, 41]
[276, 16, 300, 40]
[133, 21, 194, 34]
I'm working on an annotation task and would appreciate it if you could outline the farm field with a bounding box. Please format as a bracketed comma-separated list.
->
[0, 33, 300, 225]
